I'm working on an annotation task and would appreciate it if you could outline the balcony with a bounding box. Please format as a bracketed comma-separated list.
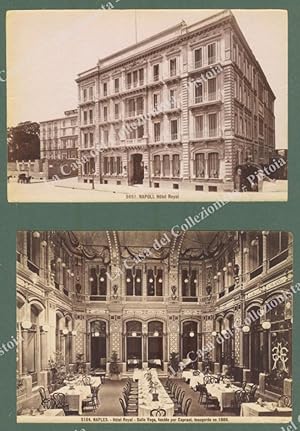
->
[250, 264, 263, 280]
[27, 260, 39, 275]
[269, 249, 289, 269]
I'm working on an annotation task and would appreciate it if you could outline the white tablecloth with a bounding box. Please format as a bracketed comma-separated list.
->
[182, 371, 193, 381]
[138, 369, 174, 417]
[241, 402, 292, 417]
[64, 375, 101, 387]
[206, 383, 240, 411]
[53, 385, 91, 415]
[133, 368, 145, 381]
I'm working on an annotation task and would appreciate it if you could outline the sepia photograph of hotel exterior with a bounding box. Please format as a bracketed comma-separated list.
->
[16, 230, 293, 422]
[76, 10, 277, 193]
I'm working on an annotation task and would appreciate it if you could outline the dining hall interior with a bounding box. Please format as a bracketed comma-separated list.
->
[16, 230, 293, 420]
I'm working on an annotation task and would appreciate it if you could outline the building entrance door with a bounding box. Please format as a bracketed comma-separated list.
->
[129, 154, 144, 185]
[90, 321, 107, 370]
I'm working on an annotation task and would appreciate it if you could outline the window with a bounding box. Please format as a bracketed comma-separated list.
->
[194, 48, 202, 68]
[84, 133, 88, 148]
[114, 78, 119, 93]
[258, 80, 264, 101]
[169, 89, 176, 108]
[103, 82, 107, 97]
[89, 109, 93, 124]
[104, 157, 109, 174]
[116, 157, 122, 174]
[136, 97, 144, 115]
[269, 232, 289, 261]
[172, 154, 180, 177]
[126, 73, 132, 89]
[110, 157, 115, 175]
[208, 152, 219, 178]
[195, 115, 203, 138]
[128, 99, 135, 117]
[153, 93, 159, 110]
[163, 155, 170, 176]
[208, 78, 217, 101]
[195, 153, 205, 178]
[103, 106, 108, 122]
[170, 58, 177, 76]
[139, 68, 144, 86]
[182, 269, 197, 298]
[133, 70, 138, 87]
[114, 103, 119, 120]
[26, 232, 40, 273]
[153, 155, 161, 175]
[259, 117, 264, 136]
[195, 83, 203, 103]
[89, 87, 94, 100]
[170, 119, 178, 140]
[153, 64, 159, 81]
[208, 43, 216, 64]
[83, 88, 87, 102]
[83, 111, 88, 125]
[154, 123, 160, 142]
[114, 127, 120, 145]
[147, 269, 163, 296]
[126, 269, 142, 296]
[208, 113, 217, 137]
[103, 129, 109, 145]
[89, 132, 94, 146]
[137, 125, 144, 139]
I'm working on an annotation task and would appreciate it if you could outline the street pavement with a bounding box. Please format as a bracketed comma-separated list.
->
[7, 177, 288, 203]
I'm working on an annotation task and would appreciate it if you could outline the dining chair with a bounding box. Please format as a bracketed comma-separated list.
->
[278, 395, 292, 408]
[196, 384, 206, 404]
[52, 393, 70, 414]
[122, 395, 138, 415]
[248, 384, 258, 402]
[150, 408, 167, 417]
[82, 376, 91, 386]
[38, 386, 51, 409]
[233, 389, 250, 413]
[174, 390, 186, 414]
[202, 387, 219, 409]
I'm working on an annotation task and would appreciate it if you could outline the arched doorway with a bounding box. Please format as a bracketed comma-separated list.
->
[148, 321, 163, 369]
[126, 321, 142, 370]
[90, 321, 107, 370]
[181, 321, 198, 370]
[129, 154, 144, 185]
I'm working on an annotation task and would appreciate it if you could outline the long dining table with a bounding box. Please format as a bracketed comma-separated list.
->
[138, 369, 174, 417]
[206, 382, 240, 411]
[52, 383, 92, 415]
[240, 402, 292, 417]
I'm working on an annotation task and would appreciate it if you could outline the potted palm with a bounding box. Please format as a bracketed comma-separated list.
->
[109, 351, 120, 380]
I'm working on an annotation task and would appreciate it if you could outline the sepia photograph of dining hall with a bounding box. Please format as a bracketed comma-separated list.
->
[16, 229, 293, 422]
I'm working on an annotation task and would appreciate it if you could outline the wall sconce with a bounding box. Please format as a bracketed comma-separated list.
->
[189, 331, 195, 338]
[261, 320, 271, 330]
[70, 272, 74, 277]
[61, 262, 66, 268]
[212, 331, 217, 337]
[227, 262, 232, 268]
[213, 275, 218, 280]
[149, 278, 154, 283]
[100, 277, 105, 282]
[243, 248, 249, 254]
[136, 277, 141, 283]
[132, 332, 137, 337]
[158, 278, 163, 284]
[223, 267, 227, 272]
[153, 331, 159, 337]
[184, 278, 189, 283]
[221, 329, 227, 336]
[217, 272, 221, 277]
[242, 325, 250, 333]
[89, 277, 94, 282]
[41, 240, 47, 247]
[33, 231, 40, 238]
[22, 321, 32, 330]
[94, 331, 100, 337]
[126, 277, 131, 283]
[62, 328, 69, 335]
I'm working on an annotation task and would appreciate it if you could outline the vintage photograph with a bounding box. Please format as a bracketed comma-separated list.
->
[7, 9, 287, 202]
[16, 230, 293, 423]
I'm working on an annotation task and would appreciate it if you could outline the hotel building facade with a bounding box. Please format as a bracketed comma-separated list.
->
[40, 109, 79, 161]
[16, 230, 292, 409]
[76, 10, 275, 192]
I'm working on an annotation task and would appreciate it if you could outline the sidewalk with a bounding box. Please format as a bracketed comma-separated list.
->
[8, 177, 288, 203]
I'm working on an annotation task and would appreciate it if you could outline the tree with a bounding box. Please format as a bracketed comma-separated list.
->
[7, 121, 40, 162]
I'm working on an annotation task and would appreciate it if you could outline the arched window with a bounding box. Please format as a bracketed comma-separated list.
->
[182, 321, 198, 369]
[126, 321, 143, 369]
[148, 321, 164, 369]
[208, 153, 219, 178]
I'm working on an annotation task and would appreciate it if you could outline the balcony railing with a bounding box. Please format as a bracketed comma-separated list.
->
[27, 260, 39, 275]
[195, 95, 203, 104]
[269, 249, 289, 268]
[182, 296, 198, 302]
[89, 295, 107, 301]
[153, 74, 159, 82]
[171, 133, 178, 141]
[250, 264, 263, 280]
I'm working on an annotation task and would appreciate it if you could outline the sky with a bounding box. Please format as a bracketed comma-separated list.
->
[6, 9, 288, 148]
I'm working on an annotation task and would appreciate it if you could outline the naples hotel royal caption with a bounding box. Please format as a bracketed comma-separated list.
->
[76, 10, 275, 193]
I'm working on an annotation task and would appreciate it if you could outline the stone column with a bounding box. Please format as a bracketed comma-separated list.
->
[22, 330, 29, 375]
